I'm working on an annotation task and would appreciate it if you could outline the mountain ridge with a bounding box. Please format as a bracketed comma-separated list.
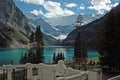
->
[62, 12, 109, 49]
[62, 4, 120, 49]
[28, 13, 102, 40]
[0, 0, 57, 48]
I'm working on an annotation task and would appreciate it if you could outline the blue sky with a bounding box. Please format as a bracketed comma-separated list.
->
[13, 0, 120, 19]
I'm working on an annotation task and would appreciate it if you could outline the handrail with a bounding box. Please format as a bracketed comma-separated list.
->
[108, 75, 120, 80]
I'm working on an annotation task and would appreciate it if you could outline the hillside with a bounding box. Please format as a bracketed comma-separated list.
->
[26, 13, 102, 40]
[0, 0, 33, 48]
[62, 15, 105, 49]
[63, 4, 120, 49]
[0, 0, 57, 48]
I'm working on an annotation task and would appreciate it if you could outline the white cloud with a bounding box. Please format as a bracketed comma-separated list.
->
[43, 1, 61, 12]
[54, 35, 67, 40]
[30, 9, 44, 16]
[65, 3, 78, 8]
[21, 0, 75, 18]
[113, 2, 119, 7]
[63, 9, 75, 16]
[92, 14, 95, 17]
[80, 13, 85, 15]
[88, 0, 112, 14]
[19, 0, 44, 5]
[43, 1, 75, 18]
[80, 4, 85, 10]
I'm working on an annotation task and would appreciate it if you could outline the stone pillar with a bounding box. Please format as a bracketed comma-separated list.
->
[6, 65, 13, 80]
[56, 60, 66, 77]
[26, 63, 33, 80]
[88, 69, 102, 80]
[38, 63, 43, 80]
[51, 65, 56, 80]
[2, 65, 7, 80]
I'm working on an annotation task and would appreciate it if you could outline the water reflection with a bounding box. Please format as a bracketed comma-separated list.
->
[0, 47, 99, 65]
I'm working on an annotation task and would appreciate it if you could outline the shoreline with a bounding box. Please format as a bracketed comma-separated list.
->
[87, 57, 100, 63]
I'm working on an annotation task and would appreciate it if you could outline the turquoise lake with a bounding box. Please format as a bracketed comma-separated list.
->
[0, 46, 100, 66]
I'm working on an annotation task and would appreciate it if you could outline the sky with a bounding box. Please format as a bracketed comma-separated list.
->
[13, 0, 120, 19]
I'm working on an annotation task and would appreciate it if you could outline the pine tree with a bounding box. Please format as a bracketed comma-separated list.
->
[58, 52, 62, 60]
[35, 47, 44, 63]
[62, 52, 65, 60]
[35, 26, 44, 47]
[74, 13, 87, 62]
[75, 14, 83, 28]
[20, 53, 24, 64]
[53, 53, 56, 63]
[20, 53, 27, 64]
[53, 52, 65, 63]
[30, 31, 34, 43]
[27, 49, 35, 63]
[34, 26, 44, 63]
[74, 30, 87, 70]
[20, 26, 44, 64]
[96, 8, 120, 73]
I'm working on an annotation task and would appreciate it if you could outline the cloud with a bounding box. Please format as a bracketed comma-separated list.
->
[113, 2, 119, 7]
[80, 4, 85, 10]
[54, 35, 67, 40]
[43, 1, 75, 18]
[63, 9, 75, 16]
[30, 9, 44, 16]
[19, 0, 44, 5]
[43, 1, 61, 12]
[65, 3, 78, 8]
[21, 0, 75, 18]
[80, 13, 85, 15]
[88, 0, 112, 14]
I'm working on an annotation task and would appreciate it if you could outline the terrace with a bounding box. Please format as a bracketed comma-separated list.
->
[0, 60, 102, 80]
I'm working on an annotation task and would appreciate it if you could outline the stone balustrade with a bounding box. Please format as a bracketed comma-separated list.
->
[108, 75, 120, 80]
[88, 69, 102, 80]
[0, 60, 102, 80]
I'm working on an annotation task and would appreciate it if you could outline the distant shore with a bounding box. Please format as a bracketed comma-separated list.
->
[87, 57, 100, 63]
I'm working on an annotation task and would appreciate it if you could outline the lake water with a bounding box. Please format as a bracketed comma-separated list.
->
[0, 46, 99, 66]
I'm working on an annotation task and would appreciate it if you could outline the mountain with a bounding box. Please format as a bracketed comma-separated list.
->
[0, 0, 57, 48]
[46, 14, 102, 26]
[62, 18, 103, 49]
[62, 4, 120, 49]
[28, 13, 102, 40]
[25, 13, 58, 45]
[0, 0, 33, 48]
[25, 13, 39, 21]
[43, 34, 58, 45]
[62, 15, 104, 49]
[31, 18, 60, 37]
[47, 14, 102, 40]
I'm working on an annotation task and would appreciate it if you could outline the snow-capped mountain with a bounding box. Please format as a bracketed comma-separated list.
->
[25, 13, 61, 37]
[46, 14, 102, 39]
[63, 4, 120, 49]
[26, 13, 102, 40]
[46, 14, 102, 26]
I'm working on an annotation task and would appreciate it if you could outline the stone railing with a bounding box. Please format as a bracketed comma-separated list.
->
[0, 60, 102, 80]
[88, 69, 102, 80]
[108, 75, 120, 80]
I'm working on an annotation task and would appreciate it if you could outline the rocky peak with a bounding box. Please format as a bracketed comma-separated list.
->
[0, 0, 33, 35]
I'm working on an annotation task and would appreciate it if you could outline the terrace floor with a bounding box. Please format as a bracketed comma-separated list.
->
[102, 73, 116, 80]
